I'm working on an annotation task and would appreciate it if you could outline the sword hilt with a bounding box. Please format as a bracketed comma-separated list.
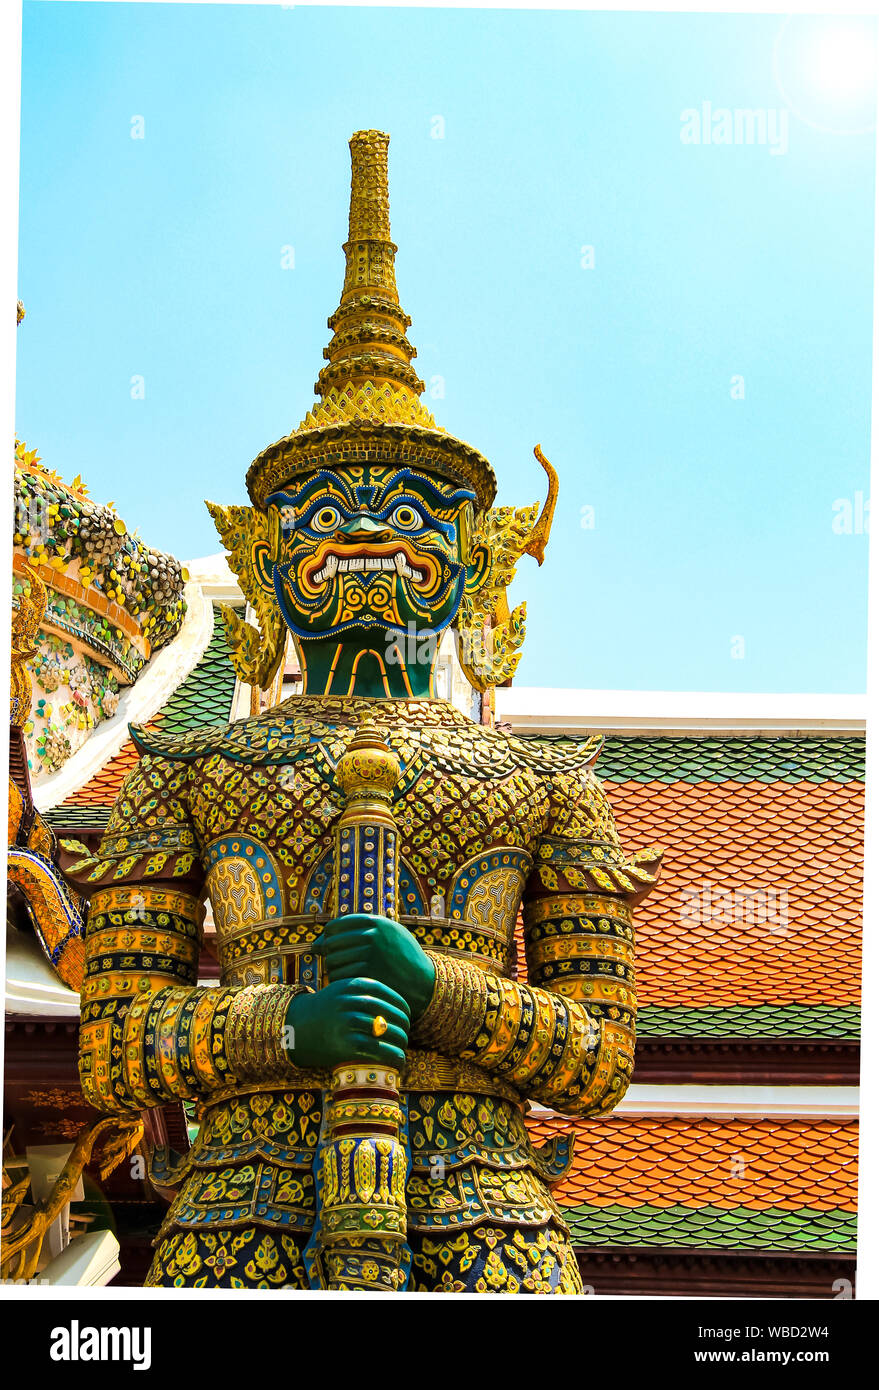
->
[313, 725, 411, 1292]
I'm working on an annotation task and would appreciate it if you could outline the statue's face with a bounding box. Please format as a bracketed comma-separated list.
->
[262, 464, 489, 643]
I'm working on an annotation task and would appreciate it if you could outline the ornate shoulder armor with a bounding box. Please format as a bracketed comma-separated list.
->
[502, 731, 604, 780]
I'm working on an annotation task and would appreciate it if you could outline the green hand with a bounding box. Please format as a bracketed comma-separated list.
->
[283, 978, 410, 1070]
[316, 914, 436, 1020]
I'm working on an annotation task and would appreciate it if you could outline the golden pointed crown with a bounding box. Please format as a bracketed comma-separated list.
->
[246, 130, 497, 512]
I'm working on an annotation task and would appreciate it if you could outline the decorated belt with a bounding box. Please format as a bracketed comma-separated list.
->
[198, 1048, 523, 1109]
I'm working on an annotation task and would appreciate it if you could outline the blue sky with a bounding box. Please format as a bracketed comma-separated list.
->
[14, 3, 876, 693]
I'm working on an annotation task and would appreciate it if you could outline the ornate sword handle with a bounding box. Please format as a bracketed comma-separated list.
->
[313, 726, 411, 1292]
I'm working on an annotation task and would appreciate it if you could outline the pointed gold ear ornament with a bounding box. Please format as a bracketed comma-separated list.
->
[524, 445, 559, 565]
[455, 446, 559, 693]
[206, 501, 287, 689]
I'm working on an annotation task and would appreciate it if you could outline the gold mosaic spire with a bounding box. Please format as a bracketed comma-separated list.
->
[300, 129, 438, 432]
[246, 130, 498, 511]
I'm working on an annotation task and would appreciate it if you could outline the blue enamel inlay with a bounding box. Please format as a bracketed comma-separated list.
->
[448, 849, 531, 920]
[207, 835, 283, 918]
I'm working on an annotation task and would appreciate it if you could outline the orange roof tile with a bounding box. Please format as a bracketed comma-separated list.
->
[528, 1113, 858, 1214]
[70, 726, 158, 805]
[609, 779, 863, 1007]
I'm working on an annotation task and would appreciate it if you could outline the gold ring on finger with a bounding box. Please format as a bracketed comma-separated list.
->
[372, 1014, 388, 1038]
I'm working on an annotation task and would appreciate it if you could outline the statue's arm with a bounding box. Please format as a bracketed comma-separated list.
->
[68, 754, 306, 1113]
[412, 767, 661, 1117]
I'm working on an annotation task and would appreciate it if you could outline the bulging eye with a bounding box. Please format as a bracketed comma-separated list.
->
[311, 505, 342, 533]
[391, 504, 421, 532]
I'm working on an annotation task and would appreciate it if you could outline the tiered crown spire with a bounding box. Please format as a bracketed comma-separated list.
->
[316, 130, 423, 401]
[246, 130, 497, 512]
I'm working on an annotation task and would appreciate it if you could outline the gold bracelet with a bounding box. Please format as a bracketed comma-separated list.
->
[225, 984, 307, 1080]
[413, 954, 487, 1053]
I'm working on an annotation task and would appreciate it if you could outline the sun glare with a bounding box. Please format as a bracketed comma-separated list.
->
[774, 15, 878, 135]
[803, 25, 877, 102]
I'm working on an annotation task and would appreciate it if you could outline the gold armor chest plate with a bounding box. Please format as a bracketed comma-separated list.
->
[193, 698, 553, 989]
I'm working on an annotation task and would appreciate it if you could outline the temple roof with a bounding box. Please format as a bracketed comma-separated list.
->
[527, 1113, 857, 1253]
[604, 739, 862, 1036]
[502, 734, 865, 1043]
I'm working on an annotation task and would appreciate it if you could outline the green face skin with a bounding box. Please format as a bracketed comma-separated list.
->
[269, 463, 491, 1058]
[259, 462, 490, 699]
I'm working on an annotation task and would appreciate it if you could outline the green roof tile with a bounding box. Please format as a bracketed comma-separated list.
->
[154, 605, 239, 734]
[638, 1005, 861, 1041]
[43, 804, 111, 830]
[562, 1202, 857, 1253]
[524, 735, 865, 784]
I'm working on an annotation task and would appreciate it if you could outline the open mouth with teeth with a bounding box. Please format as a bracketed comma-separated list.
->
[275, 530, 466, 640]
[301, 541, 436, 593]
